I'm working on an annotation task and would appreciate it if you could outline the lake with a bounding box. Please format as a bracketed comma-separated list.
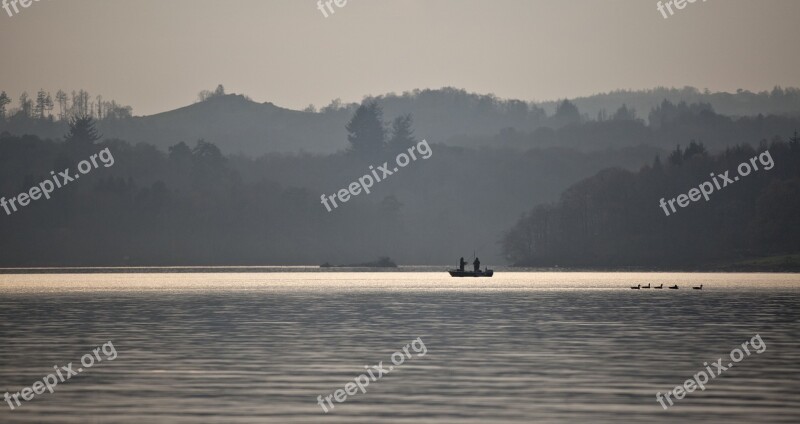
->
[1, 272, 798, 423]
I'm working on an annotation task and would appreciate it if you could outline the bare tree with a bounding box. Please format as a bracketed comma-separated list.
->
[45, 93, 54, 119]
[197, 84, 226, 102]
[102, 100, 133, 120]
[0, 91, 10, 120]
[96, 95, 103, 120]
[55, 90, 68, 120]
[35, 89, 54, 119]
[19, 92, 33, 117]
[71, 90, 90, 117]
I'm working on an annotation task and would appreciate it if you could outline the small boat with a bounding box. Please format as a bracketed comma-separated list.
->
[449, 269, 494, 277]
[642, 283, 651, 289]
[669, 285, 679, 289]
[654, 284, 663, 289]
[631, 284, 641, 290]
[693, 284, 703, 290]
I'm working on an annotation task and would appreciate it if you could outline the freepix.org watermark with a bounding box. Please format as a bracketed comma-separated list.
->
[2, 0, 46, 18]
[1, 148, 115, 217]
[4, 341, 118, 411]
[656, 0, 707, 19]
[316, 0, 349, 18]
[659, 149, 774, 217]
[656, 334, 766, 410]
[320, 139, 433, 212]
[316, 337, 427, 413]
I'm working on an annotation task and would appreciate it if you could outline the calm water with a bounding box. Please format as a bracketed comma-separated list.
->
[0, 272, 798, 423]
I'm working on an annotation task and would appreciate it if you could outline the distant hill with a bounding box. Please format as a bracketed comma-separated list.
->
[101, 89, 553, 156]
[2, 87, 799, 157]
[100, 94, 353, 155]
[537, 86, 800, 120]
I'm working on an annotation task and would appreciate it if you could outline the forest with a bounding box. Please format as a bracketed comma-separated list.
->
[501, 137, 800, 269]
[2, 86, 800, 155]
[0, 86, 798, 267]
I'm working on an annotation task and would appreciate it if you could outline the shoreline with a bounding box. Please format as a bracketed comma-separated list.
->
[0, 266, 798, 274]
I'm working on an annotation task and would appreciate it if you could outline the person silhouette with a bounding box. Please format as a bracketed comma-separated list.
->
[459, 257, 466, 272]
[473, 257, 480, 272]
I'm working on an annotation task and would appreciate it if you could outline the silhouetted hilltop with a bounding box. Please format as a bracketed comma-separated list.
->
[103, 94, 352, 155]
[2, 86, 799, 157]
[538, 86, 800, 119]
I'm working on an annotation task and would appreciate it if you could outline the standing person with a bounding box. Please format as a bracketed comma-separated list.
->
[473, 257, 481, 272]
[459, 257, 467, 272]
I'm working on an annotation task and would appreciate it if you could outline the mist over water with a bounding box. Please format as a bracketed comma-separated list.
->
[1, 272, 798, 423]
[1, 0, 799, 422]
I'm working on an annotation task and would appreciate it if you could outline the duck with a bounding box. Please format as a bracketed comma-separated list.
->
[631, 284, 641, 290]
[668, 285, 679, 289]
[642, 283, 651, 289]
[654, 284, 663, 289]
[693, 284, 703, 290]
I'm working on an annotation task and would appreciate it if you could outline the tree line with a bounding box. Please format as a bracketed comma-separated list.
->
[1, 94, 797, 267]
[0, 89, 132, 122]
[501, 135, 800, 268]
[0, 105, 662, 266]
[3, 86, 800, 157]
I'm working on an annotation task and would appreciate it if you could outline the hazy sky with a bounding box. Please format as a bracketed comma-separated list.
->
[1, 0, 799, 116]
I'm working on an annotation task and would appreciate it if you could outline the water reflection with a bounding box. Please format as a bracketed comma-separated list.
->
[0, 272, 798, 423]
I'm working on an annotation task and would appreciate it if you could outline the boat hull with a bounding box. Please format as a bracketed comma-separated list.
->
[449, 270, 494, 277]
